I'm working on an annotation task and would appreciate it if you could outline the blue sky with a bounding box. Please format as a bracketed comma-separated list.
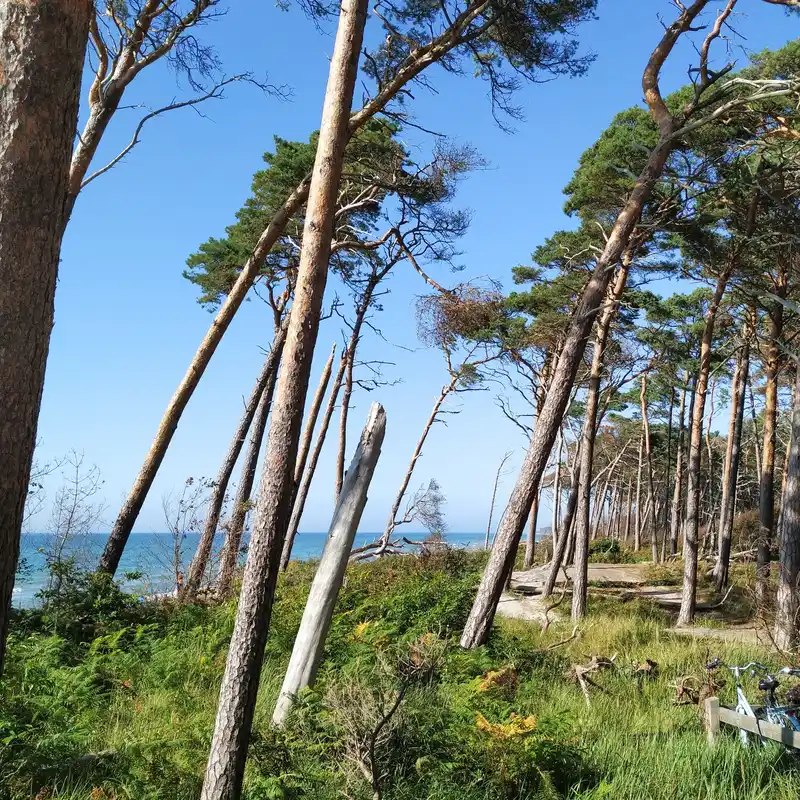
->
[32, 0, 798, 535]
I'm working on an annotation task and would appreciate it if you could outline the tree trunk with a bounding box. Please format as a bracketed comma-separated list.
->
[272, 403, 385, 725]
[184, 324, 288, 599]
[669, 372, 690, 555]
[572, 260, 630, 619]
[640, 374, 659, 563]
[460, 1, 710, 648]
[543, 462, 582, 599]
[215, 342, 283, 597]
[663, 384, 675, 536]
[281, 353, 347, 569]
[634, 427, 645, 551]
[381, 378, 457, 546]
[749, 375, 763, 478]
[623, 479, 633, 546]
[0, 0, 91, 672]
[775, 368, 800, 652]
[200, 1, 369, 795]
[551, 431, 563, 547]
[715, 332, 749, 591]
[523, 492, 540, 569]
[485, 453, 512, 549]
[677, 270, 730, 627]
[757, 299, 784, 607]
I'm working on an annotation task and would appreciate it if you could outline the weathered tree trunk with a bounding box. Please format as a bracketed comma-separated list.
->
[543, 462, 582, 599]
[624, 479, 633, 545]
[715, 333, 749, 591]
[677, 270, 730, 627]
[663, 384, 675, 536]
[0, 0, 91, 672]
[460, 1, 710, 649]
[572, 260, 630, 619]
[272, 403, 385, 725]
[216, 354, 282, 598]
[200, 1, 369, 794]
[749, 376, 763, 479]
[281, 354, 346, 569]
[523, 492, 540, 569]
[380, 378, 457, 547]
[757, 298, 784, 607]
[775, 368, 800, 652]
[669, 372, 690, 555]
[551, 431, 564, 547]
[184, 325, 288, 599]
[640, 374, 659, 563]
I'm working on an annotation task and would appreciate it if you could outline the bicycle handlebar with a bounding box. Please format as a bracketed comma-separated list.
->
[705, 658, 768, 674]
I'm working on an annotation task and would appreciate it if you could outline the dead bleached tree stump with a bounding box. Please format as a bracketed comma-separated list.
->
[272, 402, 386, 726]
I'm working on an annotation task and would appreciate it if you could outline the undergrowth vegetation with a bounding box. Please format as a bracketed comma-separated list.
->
[2, 551, 798, 800]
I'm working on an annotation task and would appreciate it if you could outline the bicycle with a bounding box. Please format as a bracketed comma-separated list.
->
[706, 657, 800, 748]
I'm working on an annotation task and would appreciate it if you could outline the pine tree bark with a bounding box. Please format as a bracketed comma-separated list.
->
[715, 331, 749, 591]
[0, 0, 91, 673]
[757, 298, 784, 607]
[669, 372, 690, 555]
[640, 374, 659, 563]
[200, 1, 369, 794]
[634, 427, 645, 551]
[543, 462, 582, 599]
[184, 323, 288, 599]
[677, 270, 731, 627]
[551, 431, 563, 548]
[624, 479, 633, 545]
[281, 353, 346, 569]
[775, 367, 800, 652]
[216, 352, 282, 598]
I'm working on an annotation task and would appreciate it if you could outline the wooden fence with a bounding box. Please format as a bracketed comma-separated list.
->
[704, 696, 800, 749]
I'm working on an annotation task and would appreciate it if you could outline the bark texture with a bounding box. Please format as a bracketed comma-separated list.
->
[775, 368, 800, 651]
[272, 403, 385, 726]
[0, 0, 91, 672]
[669, 373, 690, 555]
[200, 1, 369, 794]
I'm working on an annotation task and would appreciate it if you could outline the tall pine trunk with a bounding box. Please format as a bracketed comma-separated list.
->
[200, 2, 369, 794]
[572, 260, 630, 619]
[640, 374, 659, 563]
[757, 300, 784, 607]
[669, 372, 690, 555]
[634, 427, 645, 551]
[677, 270, 730, 627]
[215, 337, 284, 597]
[0, 0, 91, 672]
[775, 366, 800, 651]
[184, 325, 288, 599]
[715, 331, 749, 591]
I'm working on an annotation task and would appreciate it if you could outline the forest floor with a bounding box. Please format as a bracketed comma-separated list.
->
[2, 550, 796, 800]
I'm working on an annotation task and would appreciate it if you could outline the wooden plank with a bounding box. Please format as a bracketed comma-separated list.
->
[704, 697, 720, 745]
[717, 704, 800, 749]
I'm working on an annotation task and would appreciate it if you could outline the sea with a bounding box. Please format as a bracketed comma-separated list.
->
[14, 531, 488, 608]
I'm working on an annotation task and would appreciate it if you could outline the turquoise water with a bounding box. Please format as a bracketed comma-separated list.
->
[15, 531, 487, 607]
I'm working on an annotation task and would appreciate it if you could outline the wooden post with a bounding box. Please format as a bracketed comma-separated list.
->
[705, 697, 720, 746]
[272, 403, 386, 726]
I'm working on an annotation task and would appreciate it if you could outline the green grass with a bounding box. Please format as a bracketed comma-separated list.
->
[2, 551, 798, 800]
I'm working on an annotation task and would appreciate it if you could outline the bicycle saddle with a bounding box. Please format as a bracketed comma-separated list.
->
[759, 677, 780, 692]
